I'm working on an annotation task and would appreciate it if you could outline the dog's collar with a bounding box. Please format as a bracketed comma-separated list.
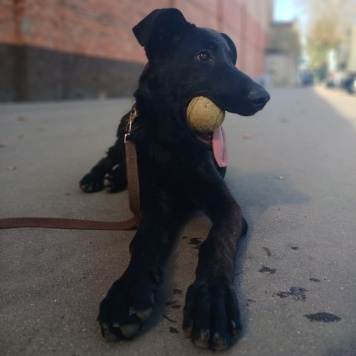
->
[125, 102, 138, 142]
[124, 102, 227, 167]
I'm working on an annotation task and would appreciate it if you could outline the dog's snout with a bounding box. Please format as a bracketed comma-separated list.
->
[249, 87, 270, 110]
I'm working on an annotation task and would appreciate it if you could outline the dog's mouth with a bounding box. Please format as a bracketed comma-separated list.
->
[195, 131, 213, 147]
[200, 127, 229, 168]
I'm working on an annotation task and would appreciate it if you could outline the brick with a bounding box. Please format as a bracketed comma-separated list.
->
[0, 0, 272, 101]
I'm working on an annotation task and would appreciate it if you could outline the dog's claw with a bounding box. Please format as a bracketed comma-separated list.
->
[101, 324, 120, 342]
[97, 274, 158, 342]
[136, 308, 153, 322]
[120, 324, 141, 338]
[212, 332, 230, 351]
[193, 330, 210, 349]
[79, 173, 104, 193]
[229, 320, 241, 338]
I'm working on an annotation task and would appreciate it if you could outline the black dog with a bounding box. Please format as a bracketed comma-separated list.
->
[80, 8, 269, 350]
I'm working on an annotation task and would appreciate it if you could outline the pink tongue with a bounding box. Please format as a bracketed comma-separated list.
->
[212, 126, 228, 167]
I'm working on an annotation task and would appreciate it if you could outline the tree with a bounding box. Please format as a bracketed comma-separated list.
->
[306, 16, 341, 70]
[295, 0, 356, 70]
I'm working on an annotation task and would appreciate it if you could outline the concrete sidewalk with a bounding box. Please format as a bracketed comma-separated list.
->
[1, 87, 356, 355]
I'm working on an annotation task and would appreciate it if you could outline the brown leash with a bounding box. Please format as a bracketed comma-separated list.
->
[0, 105, 140, 231]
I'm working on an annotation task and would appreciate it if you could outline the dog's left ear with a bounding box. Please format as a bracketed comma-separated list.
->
[221, 33, 237, 65]
[132, 8, 192, 60]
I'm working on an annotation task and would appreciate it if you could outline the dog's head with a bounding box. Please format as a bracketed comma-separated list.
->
[133, 8, 269, 117]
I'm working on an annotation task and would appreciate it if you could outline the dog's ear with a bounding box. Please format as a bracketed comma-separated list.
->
[132, 8, 192, 59]
[221, 33, 237, 65]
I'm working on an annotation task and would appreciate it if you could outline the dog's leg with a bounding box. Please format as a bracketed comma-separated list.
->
[97, 188, 182, 341]
[183, 173, 246, 350]
[79, 140, 127, 193]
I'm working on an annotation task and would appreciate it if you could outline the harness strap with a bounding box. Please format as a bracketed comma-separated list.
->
[0, 108, 140, 231]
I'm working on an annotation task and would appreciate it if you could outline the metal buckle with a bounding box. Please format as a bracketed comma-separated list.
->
[125, 102, 138, 143]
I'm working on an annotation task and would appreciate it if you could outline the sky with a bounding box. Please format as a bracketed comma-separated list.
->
[273, 0, 303, 22]
[273, 0, 308, 34]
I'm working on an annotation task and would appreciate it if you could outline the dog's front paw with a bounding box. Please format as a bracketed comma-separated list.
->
[183, 281, 242, 350]
[79, 172, 105, 193]
[98, 273, 158, 341]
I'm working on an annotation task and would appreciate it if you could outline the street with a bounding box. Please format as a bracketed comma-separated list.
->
[0, 87, 356, 355]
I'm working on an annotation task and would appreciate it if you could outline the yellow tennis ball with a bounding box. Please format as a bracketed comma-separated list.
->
[187, 96, 225, 133]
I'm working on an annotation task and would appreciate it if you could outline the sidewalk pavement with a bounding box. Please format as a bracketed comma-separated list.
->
[1, 87, 356, 356]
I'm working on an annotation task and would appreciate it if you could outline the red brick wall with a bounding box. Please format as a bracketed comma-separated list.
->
[0, 0, 271, 76]
[0, 0, 272, 101]
[0, 0, 18, 43]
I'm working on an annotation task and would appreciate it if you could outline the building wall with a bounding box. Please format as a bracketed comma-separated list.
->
[0, 0, 273, 101]
[265, 20, 301, 87]
[266, 53, 299, 87]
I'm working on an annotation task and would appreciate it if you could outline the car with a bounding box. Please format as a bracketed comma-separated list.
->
[342, 74, 356, 94]
[326, 71, 345, 88]
[301, 71, 314, 86]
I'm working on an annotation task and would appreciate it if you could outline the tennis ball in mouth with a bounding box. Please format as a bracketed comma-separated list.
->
[186, 96, 225, 133]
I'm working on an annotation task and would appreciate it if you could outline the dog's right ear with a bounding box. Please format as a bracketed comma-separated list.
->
[221, 33, 237, 65]
[132, 8, 192, 60]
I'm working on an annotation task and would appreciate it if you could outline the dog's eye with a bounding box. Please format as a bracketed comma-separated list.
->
[195, 51, 211, 62]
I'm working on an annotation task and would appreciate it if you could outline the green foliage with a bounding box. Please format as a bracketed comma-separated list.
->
[296, 0, 356, 70]
[306, 16, 342, 69]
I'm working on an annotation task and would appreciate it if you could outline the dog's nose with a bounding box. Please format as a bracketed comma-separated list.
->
[249, 87, 270, 110]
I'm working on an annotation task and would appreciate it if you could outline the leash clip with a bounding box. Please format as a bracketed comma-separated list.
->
[125, 102, 138, 143]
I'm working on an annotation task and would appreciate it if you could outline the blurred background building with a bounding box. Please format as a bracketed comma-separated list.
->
[0, 0, 273, 102]
[265, 19, 301, 87]
[347, 25, 356, 73]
